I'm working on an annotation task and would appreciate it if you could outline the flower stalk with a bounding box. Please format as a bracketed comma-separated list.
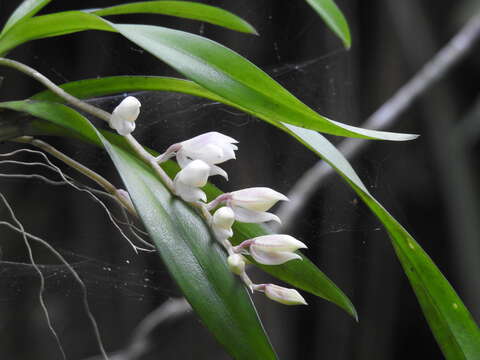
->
[0, 56, 309, 306]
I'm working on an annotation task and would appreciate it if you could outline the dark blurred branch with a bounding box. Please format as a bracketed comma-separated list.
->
[83, 298, 192, 360]
[276, 12, 480, 232]
[457, 96, 480, 146]
[387, 1, 480, 318]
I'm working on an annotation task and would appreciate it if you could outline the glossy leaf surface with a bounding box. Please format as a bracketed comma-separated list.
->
[90, 1, 257, 34]
[111, 22, 416, 141]
[305, 0, 351, 48]
[34, 78, 358, 317]
[0, 12, 415, 141]
[30, 76, 480, 358]
[0, 11, 113, 55]
[0, 99, 277, 360]
[281, 124, 480, 359]
[0, 0, 51, 36]
[3, 93, 357, 319]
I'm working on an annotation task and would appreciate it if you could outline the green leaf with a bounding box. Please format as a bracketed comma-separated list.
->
[0, 0, 51, 37]
[0, 12, 415, 141]
[0, 99, 277, 360]
[230, 221, 358, 320]
[305, 0, 351, 48]
[31, 76, 228, 104]
[1, 95, 357, 319]
[281, 124, 480, 359]
[0, 11, 113, 56]
[90, 1, 257, 35]
[110, 22, 416, 141]
[29, 76, 480, 357]
[101, 138, 277, 360]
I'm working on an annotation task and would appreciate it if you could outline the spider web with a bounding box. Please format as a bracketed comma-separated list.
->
[0, 1, 409, 359]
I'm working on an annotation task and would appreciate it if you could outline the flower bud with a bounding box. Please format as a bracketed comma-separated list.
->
[212, 207, 235, 229]
[109, 96, 141, 136]
[173, 160, 210, 202]
[226, 187, 288, 223]
[211, 207, 235, 240]
[227, 254, 246, 275]
[247, 235, 306, 265]
[230, 187, 288, 212]
[263, 284, 307, 305]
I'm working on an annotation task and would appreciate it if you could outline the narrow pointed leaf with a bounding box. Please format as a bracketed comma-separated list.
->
[101, 138, 277, 360]
[1, 96, 357, 319]
[29, 77, 480, 357]
[90, 1, 257, 34]
[0, 11, 113, 55]
[0, 12, 416, 141]
[0, 99, 277, 360]
[305, 0, 351, 48]
[110, 22, 416, 141]
[0, 0, 51, 36]
[280, 124, 480, 359]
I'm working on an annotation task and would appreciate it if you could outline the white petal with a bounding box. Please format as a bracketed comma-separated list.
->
[201, 131, 238, 145]
[174, 181, 207, 202]
[212, 207, 235, 229]
[251, 235, 307, 252]
[217, 143, 236, 161]
[230, 206, 281, 223]
[111, 118, 136, 136]
[230, 187, 289, 212]
[182, 132, 235, 150]
[264, 284, 307, 305]
[176, 150, 191, 169]
[213, 227, 233, 240]
[194, 143, 225, 163]
[209, 165, 228, 180]
[175, 160, 210, 187]
[250, 246, 302, 265]
[180, 132, 238, 165]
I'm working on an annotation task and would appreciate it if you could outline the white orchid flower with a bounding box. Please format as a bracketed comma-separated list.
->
[258, 284, 307, 305]
[227, 187, 288, 223]
[235, 234, 306, 265]
[109, 96, 141, 136]
[173, 159, 210, 202]
[211, 206, 235, 240]
[176, 132, 238, 179]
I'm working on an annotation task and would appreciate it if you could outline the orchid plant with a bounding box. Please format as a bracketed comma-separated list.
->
[0, 0, 479, 359]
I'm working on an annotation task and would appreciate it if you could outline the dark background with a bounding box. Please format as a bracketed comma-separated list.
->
[0, 0, 479, 359]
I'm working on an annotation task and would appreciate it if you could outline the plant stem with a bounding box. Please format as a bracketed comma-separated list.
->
[0, 57, 175, 193]
[0, 58, 111, 122]
[14, 136, 137, 217]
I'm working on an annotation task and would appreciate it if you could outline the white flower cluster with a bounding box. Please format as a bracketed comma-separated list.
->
[109, 98, 308, 306]
[163, 131, 308, 306]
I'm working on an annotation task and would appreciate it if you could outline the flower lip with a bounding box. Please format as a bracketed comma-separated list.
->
[176, 159, 210, 187]
[173, 160, 210, 202]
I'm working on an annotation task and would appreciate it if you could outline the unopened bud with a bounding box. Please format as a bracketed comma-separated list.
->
[262, 284, 307, 305]
[227, 254, 246, 275]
